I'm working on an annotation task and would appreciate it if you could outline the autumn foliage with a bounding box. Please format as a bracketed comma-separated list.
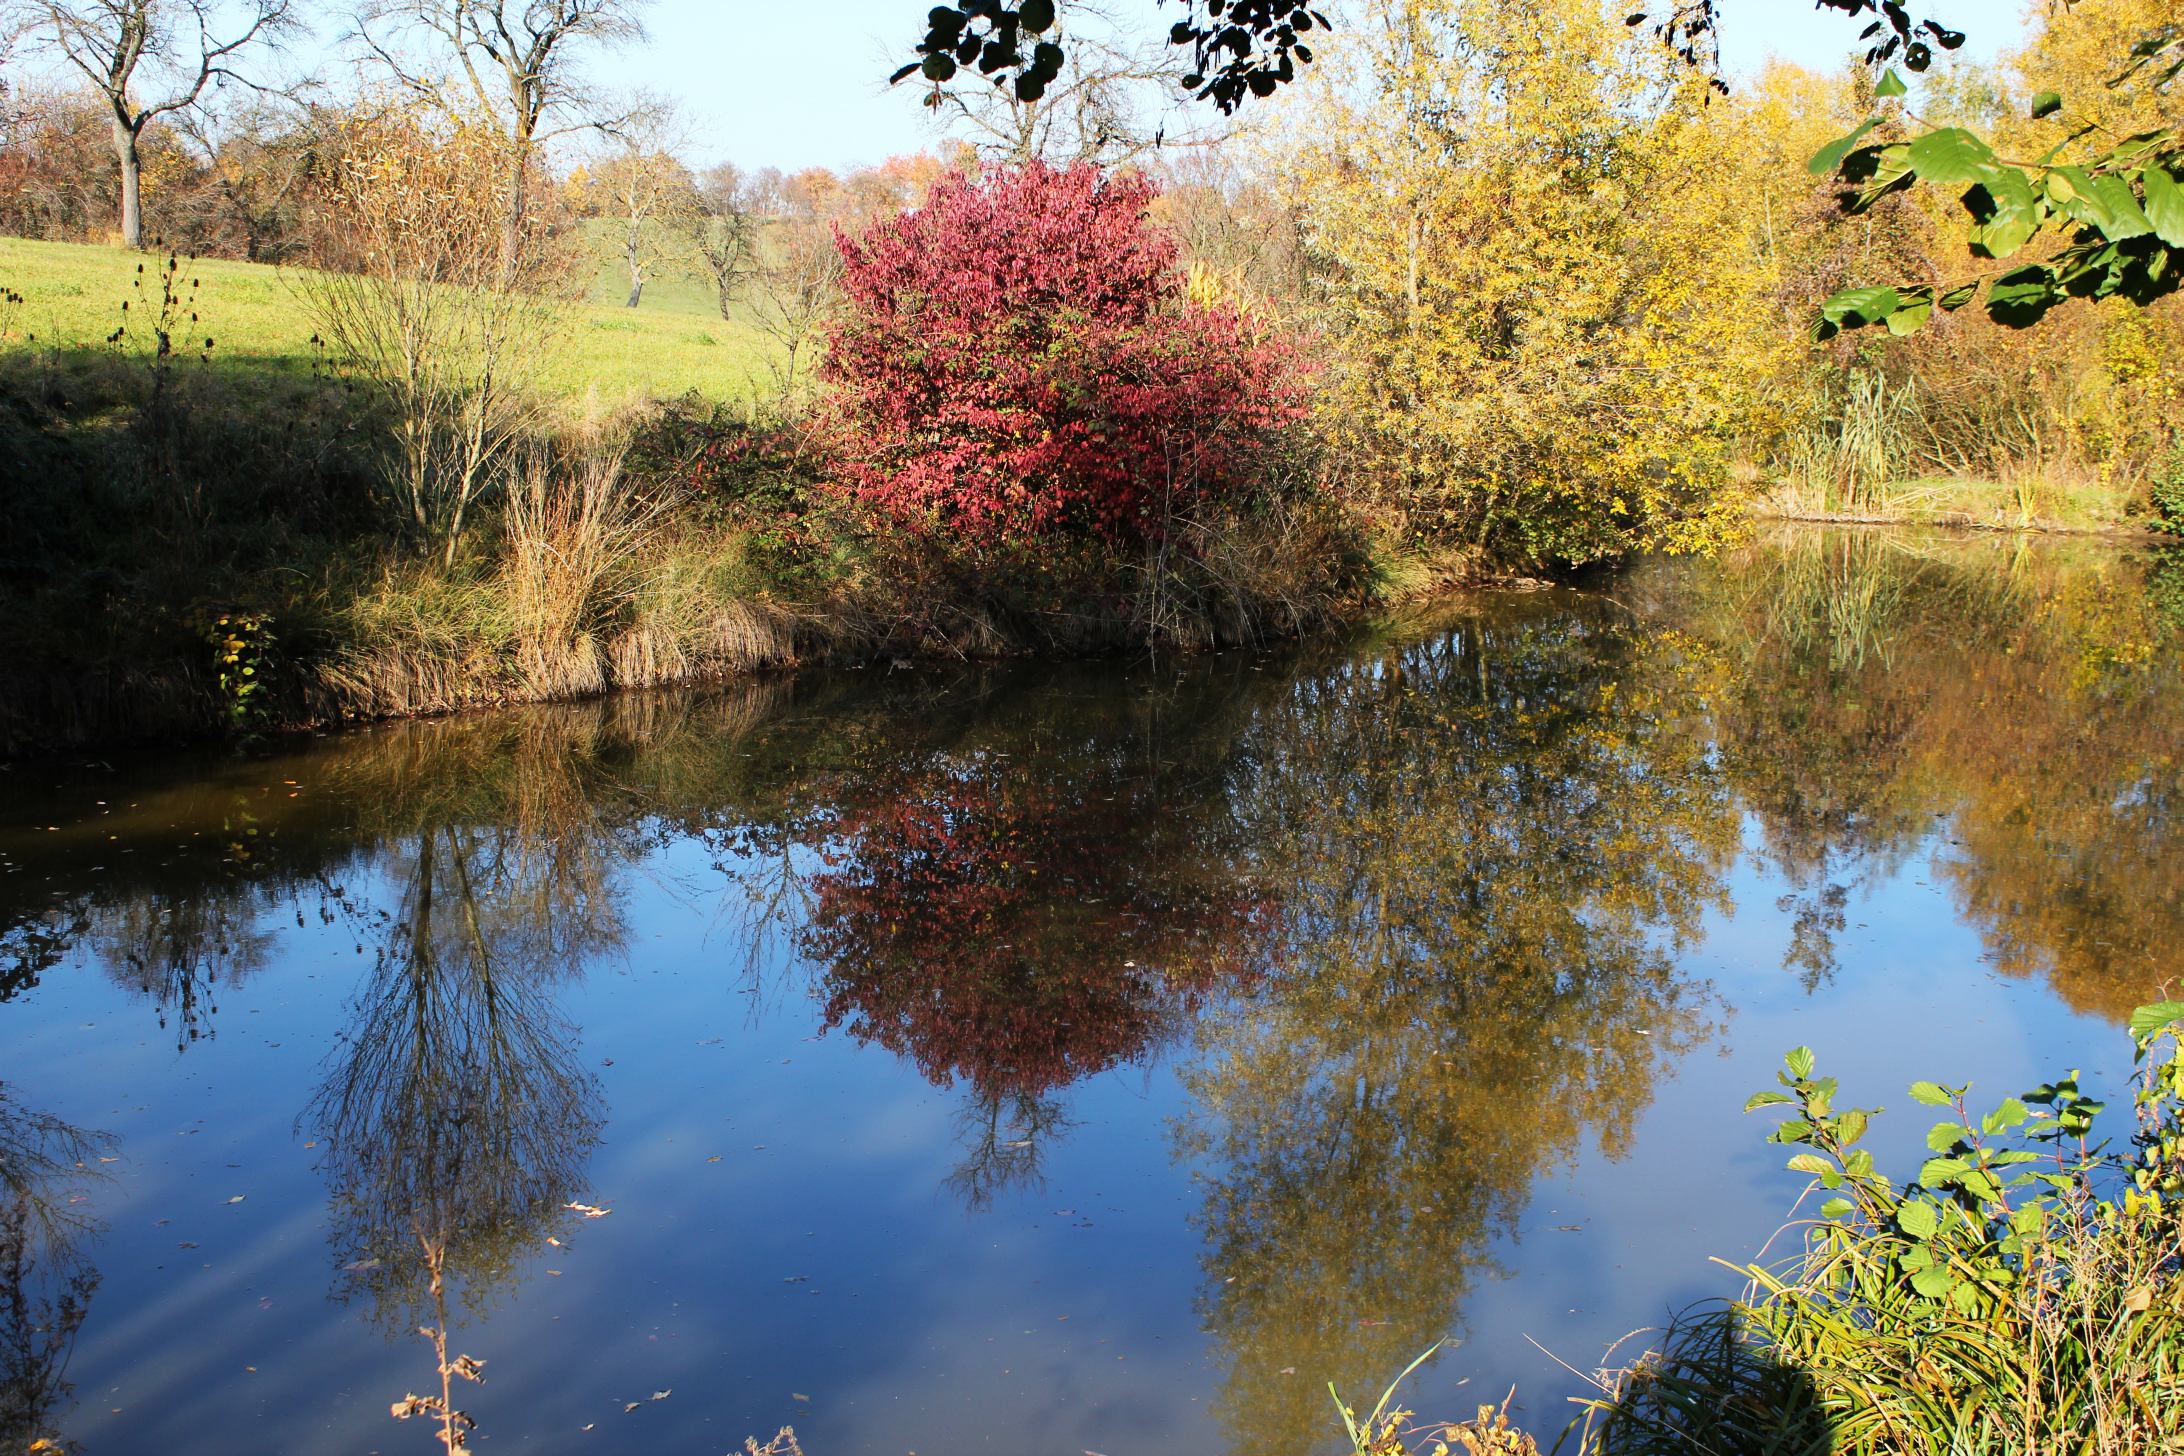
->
[820, 162, 1308, 545]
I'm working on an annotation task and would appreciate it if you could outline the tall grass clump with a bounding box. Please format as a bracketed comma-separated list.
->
[1780, 369, 1918, 517]
[502, 447, 667, 699]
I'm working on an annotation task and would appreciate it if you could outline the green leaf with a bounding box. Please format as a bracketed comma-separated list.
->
[2142, 167, 2184, 248]
[1928, 1120, 1965, 1152]
[1017, 0, 1056, 32]
[1937, 280, 1980, 311]
[1745, 1091, 1794, 1112]
[1910, 1266, 1956, 1299]
[1987, 264, 2061, 327]
[921, 52, 957, 81]
[1786, 1153, 1835, 1177]
[1809, 117, 1883, 177]
[1965, 167, 2043, 259]
[1821, 286, 1900, 328]
[1886, 287, 1933, 336]
[1876, 67, 1908, 100]
[2030, 90, 2062, 119]
[1837, 1109, 1870, 1147]
[1909, 1080, 1954, 1107]
[2131, 1001, 2184, 1046]
[1820, 1197, 1855, 1220]
[1897, 1200, 1939, 1240]
[1905, 128, 1997, 187]
[2085, 174, 2154, 239]
[1920, 1155, 1970, 1188]
[1982, 1097, 2030, 1134]
[1786, 1047, 1816, 1080]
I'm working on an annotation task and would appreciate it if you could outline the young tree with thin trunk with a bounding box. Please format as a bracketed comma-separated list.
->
[299, 102, 574, 565]
[585, 105, 692, 308]
[691, 161, 758, 325]
[351, 0, 646, 272]
[14, 0, 297, 247]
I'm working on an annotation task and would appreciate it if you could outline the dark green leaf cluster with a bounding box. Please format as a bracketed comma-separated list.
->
[892, 1, 1067, 104]
[893, 1, 1329, 112]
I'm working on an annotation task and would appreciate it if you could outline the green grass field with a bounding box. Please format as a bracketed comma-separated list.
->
[0, 234, 775, 406]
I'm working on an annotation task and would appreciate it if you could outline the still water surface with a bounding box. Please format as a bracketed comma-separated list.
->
[4, 527, 2182, 1454]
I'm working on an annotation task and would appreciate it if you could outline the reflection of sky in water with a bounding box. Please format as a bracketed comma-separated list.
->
[1, 529, 2177, 1455]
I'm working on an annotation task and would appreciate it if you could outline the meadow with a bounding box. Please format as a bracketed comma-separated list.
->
[0, 233, 775, 407]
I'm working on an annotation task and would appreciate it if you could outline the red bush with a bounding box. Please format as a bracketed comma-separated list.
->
[820, 162, 1308, 545]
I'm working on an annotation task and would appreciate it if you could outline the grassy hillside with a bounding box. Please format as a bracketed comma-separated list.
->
[0, 234, 774, 406]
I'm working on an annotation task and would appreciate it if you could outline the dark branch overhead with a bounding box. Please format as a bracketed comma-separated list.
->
[890, 0, 1976, 115]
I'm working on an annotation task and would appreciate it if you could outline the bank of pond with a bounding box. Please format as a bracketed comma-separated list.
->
[3, 526, 2182, 1453]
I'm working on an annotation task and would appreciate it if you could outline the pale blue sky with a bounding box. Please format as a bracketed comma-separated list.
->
[586, 0, 2028, 172]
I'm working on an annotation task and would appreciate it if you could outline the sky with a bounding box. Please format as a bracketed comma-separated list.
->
[581, 0, 2030, 173]
[13, 0, 2030, 174]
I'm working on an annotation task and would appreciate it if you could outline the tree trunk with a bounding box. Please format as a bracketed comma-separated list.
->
[500, 142, 532, 282]
[625, 227, 643, 308]
[625, 278, 643, 308]
[113, 118, 144, 248]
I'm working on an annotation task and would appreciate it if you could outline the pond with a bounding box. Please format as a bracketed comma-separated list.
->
[4, 526, 2182, 1455]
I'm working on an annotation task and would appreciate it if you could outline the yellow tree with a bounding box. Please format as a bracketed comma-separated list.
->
[1293, 0, 1786, 568]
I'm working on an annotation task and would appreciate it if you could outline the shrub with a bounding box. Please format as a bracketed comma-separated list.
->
[820, 162, 1309, 547]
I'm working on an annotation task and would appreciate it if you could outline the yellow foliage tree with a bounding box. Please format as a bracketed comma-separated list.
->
[1292, 0, 1790, 567]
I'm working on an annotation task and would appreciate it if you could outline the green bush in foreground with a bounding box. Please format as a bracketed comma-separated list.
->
[1340, 1001, 2184, 1456]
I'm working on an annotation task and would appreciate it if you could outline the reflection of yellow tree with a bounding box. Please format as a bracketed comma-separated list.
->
[1181, 606, 1736, 1453]
[0, 1087, 109, 1456]
[1674, 528, 2184, 1016]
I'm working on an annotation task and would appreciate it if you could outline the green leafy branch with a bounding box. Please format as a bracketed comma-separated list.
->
[1812, 24, 2184, 339]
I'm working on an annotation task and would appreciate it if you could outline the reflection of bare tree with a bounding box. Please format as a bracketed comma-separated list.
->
[0, 1086, 109, 1456]
[306, 822, 607, 1337]
[944, 1090, 1076, 1213]
[89, 891, 277, 1049]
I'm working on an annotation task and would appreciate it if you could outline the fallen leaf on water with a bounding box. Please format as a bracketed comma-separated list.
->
[706, 1155, 722, 1163]
[791, 1393, 810, 1403]
[226, 1196, 246, 1205]
[565, 1202, 611, 1219]
[178, 1242, 199, 1249]
[651, 1390, 671, 1401]
[623, 1402, 640, 1414]
[342, 1258, 380, 1273]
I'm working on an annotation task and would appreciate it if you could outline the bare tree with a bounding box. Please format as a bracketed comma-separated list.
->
[690, 160, 758, 325]
[299, 103, 573, 564]
[921, 0, 1218, 167]
[746, 203, 844, 404]
[14, 0, 298, 247]
[351, 0, 646, 270]
[586, 102, 692, 308]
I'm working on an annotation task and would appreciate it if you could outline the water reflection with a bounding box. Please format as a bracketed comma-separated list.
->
[0, 1088, 108, 1454]
[1661, 529, 2184, 1017]
[304, 820, 607, 1333]
[794, 713, 1266, 1205]
[0, 528, 2181, 1453]
[1183, 608, 1734, 1450]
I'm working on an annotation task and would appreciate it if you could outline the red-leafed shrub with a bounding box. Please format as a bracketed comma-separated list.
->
[820, 162, 1309, 545]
